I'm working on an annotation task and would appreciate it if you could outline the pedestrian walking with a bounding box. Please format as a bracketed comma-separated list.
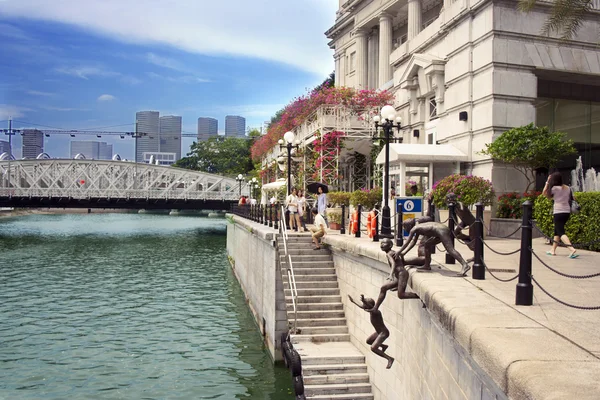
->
[297, 189, 308, 232]
[286, 187, 300, 232]
[542, 172, 578, 258]
[317, 186, 328, 227]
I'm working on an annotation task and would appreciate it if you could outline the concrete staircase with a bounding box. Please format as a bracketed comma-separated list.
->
[279, 232, 374, 400]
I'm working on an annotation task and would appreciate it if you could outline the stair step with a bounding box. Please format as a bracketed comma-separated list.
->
[287, 302, 344, 311]
[281, 261, 334, 268]
[295, 318, 347, 327]
[307, 393, 374, 400]
[289, 310, 345, 319]
[283, 281, 339, 289]
[292, 274, 337, 282]
[280, 255, 332, 262]
[279, 248, 332, 255]
[286, 295, 341, 304]
[295, 326, 349, 335]
[301, 355, 366, 366]
[291, 333, 351, 343]
[305, 383, 372, 396]
[287, 268, 335, 276]
[303, 373, 370, 385]
[302, 363, 368, 375]
[284, 288, 340, 296]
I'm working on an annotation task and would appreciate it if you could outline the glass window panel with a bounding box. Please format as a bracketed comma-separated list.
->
[535, 98, 554, 130]
[554, 99, 590, 143]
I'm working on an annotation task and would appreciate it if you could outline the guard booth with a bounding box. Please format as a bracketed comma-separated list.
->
[396, 196, 424, 237]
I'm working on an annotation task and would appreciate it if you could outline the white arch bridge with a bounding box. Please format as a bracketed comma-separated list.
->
[0, 159, 243, 210]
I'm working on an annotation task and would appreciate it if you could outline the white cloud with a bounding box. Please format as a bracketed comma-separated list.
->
[0, 23, 31, 41]
[0, 0, 337, 76]
[56, 65, 118, 79]
[147, 72, 211, 84]
[27, 90, 54, 97]
[0, 104, 32, 119]
[41, 106, 89, 111]
[146, 52, 186, 72]
[97, 94, 116, 102]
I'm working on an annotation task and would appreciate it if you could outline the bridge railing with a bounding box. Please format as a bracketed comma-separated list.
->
[0, 188, 239, 201]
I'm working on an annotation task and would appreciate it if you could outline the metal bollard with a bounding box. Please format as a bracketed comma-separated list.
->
[274, 205, 279, 230]
[428, 197, 434, 219]
[373, 209, 379, 242]
[446, 202, 456, 264]
[340, 204, 346, 234]
[268, 204, 273, 227]
[472, 203, 485, 280]
[355, 204, 362, 238]
[516, 200, 534, 305]
[395, 203, 403, 247]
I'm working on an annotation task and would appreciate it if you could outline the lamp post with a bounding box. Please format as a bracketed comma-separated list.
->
[278, 131, 300, 195]
[373, 105, 403, 239]
[250, 177, 259, 199]
[236, 174, 245, 197]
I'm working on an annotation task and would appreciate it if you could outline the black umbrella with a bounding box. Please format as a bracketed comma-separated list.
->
[307, 182, 329, 194]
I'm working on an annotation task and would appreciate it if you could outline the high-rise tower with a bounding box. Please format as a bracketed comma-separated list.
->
[135, 111, 160, 162]
[225, 115, 246, 137]
[159, 115, 182, 160]
[22, 129, 44, 159]
[197, 117, 218, 141]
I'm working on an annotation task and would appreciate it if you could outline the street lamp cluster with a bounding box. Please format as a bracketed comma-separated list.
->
[236, 174, 245, 196]
[372, 105, 403, 239]
[249, 177, 259, 199]
[278, 131, 300, 195]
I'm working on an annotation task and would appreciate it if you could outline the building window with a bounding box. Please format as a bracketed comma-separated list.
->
[429, 98, 437, 120]
[427, 131, 435, 145]
[349, 51, 356, 72]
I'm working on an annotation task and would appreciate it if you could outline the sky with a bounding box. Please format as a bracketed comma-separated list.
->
[0, 0, 338, 159]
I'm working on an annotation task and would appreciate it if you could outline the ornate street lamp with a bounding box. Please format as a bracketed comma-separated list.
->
[278, 131, 300, 195]
[373, 105, 403, 239]
[235, 174, 245, 196]
[250, 177, 259, 198]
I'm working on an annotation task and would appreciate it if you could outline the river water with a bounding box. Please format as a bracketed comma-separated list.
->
[0, 213, 293, 400]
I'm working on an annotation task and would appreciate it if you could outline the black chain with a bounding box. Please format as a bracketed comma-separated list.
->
[531, 275, 600, 310]
[482, 240, 521, 256]
[531, 248, 600, 279]
[435, 245, 447, 253]
[483, 261, 519, 282]
[482, 221, 522, 239]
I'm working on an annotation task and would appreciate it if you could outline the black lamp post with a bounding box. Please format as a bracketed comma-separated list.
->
[250, 177, 259, 199]
[278, 131, 300, 195]
[236, 174, 245, 196]
[373, 105, 403, 239]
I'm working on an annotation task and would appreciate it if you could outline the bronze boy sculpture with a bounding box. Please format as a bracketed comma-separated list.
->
[348, 294, 395, 369]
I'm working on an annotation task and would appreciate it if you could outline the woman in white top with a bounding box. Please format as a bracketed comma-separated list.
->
[296, 189, 308, 232]
[542, 172, 578, 258]
[286, 187, 300, 232]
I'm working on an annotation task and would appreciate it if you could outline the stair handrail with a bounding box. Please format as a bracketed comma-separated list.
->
[280, 205, 299, 333]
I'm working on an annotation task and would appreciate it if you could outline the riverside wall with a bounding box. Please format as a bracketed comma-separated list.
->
[226, 215, 286, 361]
[325, 235, 507, 400]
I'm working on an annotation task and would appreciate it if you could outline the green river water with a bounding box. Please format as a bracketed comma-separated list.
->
[0, 213, 293, 400]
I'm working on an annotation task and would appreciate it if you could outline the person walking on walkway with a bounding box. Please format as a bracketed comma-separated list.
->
[317, 186, 328, 227]
[310, 208, 327, 250]
[543, 172, 578, 259]
[297, 189, 308, 232]
[286, 187, 300, 232]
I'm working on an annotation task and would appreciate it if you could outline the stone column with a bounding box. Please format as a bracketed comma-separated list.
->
[367, 30, 379, 89]
[334, 54, 341, 87]
[339, 51, 346, 86]
[354, 29, 368, 89]
[378, 12, 393, 88]
[408, 0, 422, 41]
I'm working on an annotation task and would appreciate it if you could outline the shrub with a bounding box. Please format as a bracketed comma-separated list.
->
[496, 191, 541, 219]
[431, 174, 495, 209]
[533, 192, 600, 252]
[328, 191, 351, 207]
[327, 209, 342, 224]
[350, 187, 382, 210]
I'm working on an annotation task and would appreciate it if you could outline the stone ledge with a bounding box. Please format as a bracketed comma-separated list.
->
[324, 233, 600, 399]
[226, 213, 276, 242]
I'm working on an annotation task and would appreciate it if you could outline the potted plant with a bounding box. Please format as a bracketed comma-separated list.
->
[327, 209, 342, 230]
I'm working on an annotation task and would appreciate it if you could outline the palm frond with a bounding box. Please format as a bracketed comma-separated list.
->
[517, 0, 538, 12]
[540, 0, 593, 39]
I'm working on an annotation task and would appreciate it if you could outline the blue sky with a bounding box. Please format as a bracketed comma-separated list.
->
[0, 0, 337, 159]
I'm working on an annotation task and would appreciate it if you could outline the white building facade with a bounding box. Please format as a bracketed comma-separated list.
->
[159, 115, 182, 161]
[327, 0, 600, 193]
[197, 117, 218, 141]
[70, 141, 113, 160]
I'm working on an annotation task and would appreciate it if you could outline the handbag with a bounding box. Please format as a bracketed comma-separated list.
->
[569, 188, 581, 214]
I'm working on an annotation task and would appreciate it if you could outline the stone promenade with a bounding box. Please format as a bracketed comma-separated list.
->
[323, 231, 600, 399]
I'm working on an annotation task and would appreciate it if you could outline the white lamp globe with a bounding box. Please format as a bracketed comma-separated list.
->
[396, 116, 402, 124]
[252, 177, 257, 183]
[283, 131, 295, 144]
[373, 115, 380, 123]
[237, 174, 243, 180]
[278, 139, 284, 145]
[380, 105, 396, 121]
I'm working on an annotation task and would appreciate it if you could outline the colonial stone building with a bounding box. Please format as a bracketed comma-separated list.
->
[326, 0, 600, 193]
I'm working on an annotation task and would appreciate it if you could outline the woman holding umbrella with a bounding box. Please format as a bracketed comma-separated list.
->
[306, 182, 329, 227]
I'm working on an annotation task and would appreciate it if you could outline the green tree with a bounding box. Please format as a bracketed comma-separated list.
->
[518, 0, 596, 39]
[479, 123, 576, 191]
[174, 136, 254, 175]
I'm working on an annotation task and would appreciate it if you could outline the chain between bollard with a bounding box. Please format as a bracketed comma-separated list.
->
[531, 275, 600, 310]
[482, 240, 521, 256]
[482, 260, 519, 282]
[530, 249, 600, 279]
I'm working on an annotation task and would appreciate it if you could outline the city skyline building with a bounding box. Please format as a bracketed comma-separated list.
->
[0, 140, 10, 156]
[135, 111, 160, 163]
[22, 129, 44, 159]
[197, 117, 218, 141]
[225, 115, 246, 137]
[70, 141, 113, 160]
[159, 115, 182, 161]
[142, 151, 177, 166]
